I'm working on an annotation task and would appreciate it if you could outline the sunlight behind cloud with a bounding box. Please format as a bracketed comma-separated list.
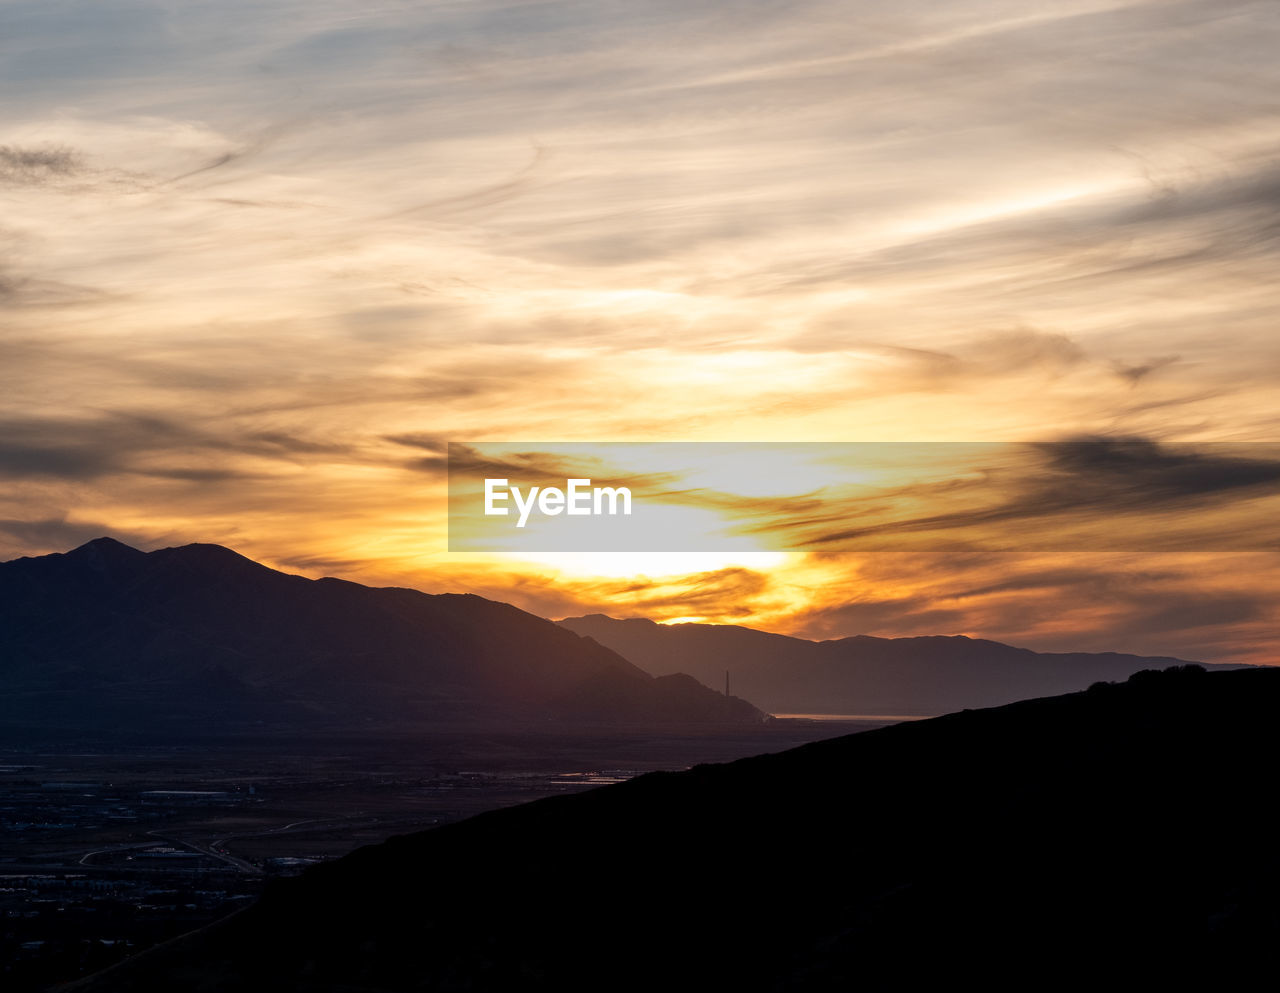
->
[492, 550, 789, 581]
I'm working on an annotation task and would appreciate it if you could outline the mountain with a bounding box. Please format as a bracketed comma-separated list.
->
[65, 664, 1280, 990]
[558, 613, 1248, 715]
[0, 539, 763, 731]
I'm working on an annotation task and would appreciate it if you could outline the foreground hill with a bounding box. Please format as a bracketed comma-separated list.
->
[68, 665, 1280, 990]
[559, 613, 1247, 714]
[0, 539, 763, 731]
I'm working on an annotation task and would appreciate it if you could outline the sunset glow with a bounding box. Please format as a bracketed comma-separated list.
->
[3, 0, 1279, 663]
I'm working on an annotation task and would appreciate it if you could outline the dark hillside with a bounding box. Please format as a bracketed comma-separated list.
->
[66, 664, 1280, 990]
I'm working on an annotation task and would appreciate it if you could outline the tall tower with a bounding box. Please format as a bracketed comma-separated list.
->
[725, 669, 730, 698]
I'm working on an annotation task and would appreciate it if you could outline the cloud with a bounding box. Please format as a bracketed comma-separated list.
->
[0, 411, 362, 483]
[0, 274, 114, 309]
[379, 142, 550, 221]
[0, 0, 1278, 664]
[787, 595, 970, 640]
[474, 563, 782, 625]
[0, 516, 170, 558]
[774, 549, 1280, 663]
[444, 443, 687, 492]
[1033, 437, 1280, 503]
[784, 328, 1089, 390]
[0, 415, 138, 480]
[0, 144, 82, 184]
[769, 438, 1280, 552]
[1112, 356, 1179, 384]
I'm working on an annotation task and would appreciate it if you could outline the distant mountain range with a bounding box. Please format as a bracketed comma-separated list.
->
[559, 613, 1249, 715]
[68, 665, 1280, 990]
[0, 539, 763, 731]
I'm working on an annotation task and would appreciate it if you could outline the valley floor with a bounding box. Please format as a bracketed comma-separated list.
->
[0, 719, 877, 990]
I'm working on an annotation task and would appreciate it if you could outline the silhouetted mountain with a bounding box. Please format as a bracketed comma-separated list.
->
[558, 613, 1248, 715]
[66, 665, 1280, 990]
[0, 539, 763, 731]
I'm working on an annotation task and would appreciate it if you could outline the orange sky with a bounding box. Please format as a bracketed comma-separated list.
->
[2, 0, 1279, 663]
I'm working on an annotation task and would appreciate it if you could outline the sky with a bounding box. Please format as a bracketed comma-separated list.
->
[2, 0, 1279, 662]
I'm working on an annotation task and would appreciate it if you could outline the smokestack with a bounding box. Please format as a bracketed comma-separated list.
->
[725, 670, 730, 698]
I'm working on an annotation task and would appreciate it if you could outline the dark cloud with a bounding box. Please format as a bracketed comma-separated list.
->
[1127, 590, 1265, 634]
[385, 433, 449, 476]
[0, 428, 120, 479]
[768, 438, 1280, 552]
[0, 143, 82, 184]
[406, 455, 448, 475]
[0, 516, 195, 564]
[950, 565, 1169, 601]
[1117, 160, 1280, 237]
[384, 432, 449, 453]
[444, 443, 685, 492]
[0, 142, 149, 198]
[0, 412, 212, 478]
[143, 466, 261, 482]
[0, 413, 356, 482]
[1112, 356, 1180, 384]
[1034, 437, 1280, 504]
[267, 550, 381, 578]
[244, 431, 351, 456]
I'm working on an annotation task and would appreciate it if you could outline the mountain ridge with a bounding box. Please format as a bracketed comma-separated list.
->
[558, 612, 1246, 715]
[0, 540, 765, 730]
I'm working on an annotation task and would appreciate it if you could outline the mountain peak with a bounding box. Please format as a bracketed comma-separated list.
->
[71, 536, 142, 553]
[167, 541, 258, 564]
[562, 613, 658, 627]
[147, 541, 296, 583]
[64, 536, 147, 572]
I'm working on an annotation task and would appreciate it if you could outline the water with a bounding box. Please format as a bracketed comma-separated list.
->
[773, 713, 931, 722]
